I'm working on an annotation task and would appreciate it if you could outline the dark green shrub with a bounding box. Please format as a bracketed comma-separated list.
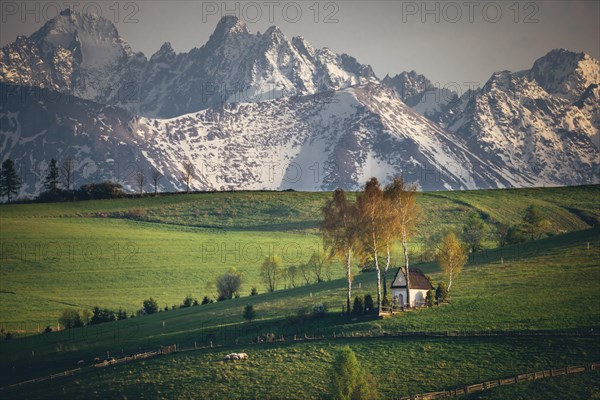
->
[90, 307, 117, 325]
[382, 295, 390, 307]
[352, 296, 364, 315]
[364, 294, 375, 313]
[182, 295, 196, 308]
[143, 298, 159, 314]
[58, 309, 83, 329]
[117, 308, 128, 320]
[243, 304, 256, 322]
[435, 282, 448, 303]
[77, 181, 124, 200]
[312, 303, 328, 317]
[426, 290, 435, 307]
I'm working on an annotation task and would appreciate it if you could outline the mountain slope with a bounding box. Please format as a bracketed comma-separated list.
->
[0, 83, 141, 195]
[447, 50, 599, 186]
[135, 83, 505, 191]
[1, 81, 528, 195]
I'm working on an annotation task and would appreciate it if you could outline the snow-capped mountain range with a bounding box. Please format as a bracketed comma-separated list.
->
[1, 10, 375, 118]
[0, 12, 598, 196]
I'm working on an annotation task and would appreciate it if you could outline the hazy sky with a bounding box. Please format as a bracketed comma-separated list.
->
[1, 1, 598, 89]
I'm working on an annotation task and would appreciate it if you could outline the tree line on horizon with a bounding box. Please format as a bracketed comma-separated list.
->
[0, 157, 183, 203]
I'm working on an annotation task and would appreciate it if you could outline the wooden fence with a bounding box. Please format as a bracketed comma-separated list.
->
[0, 345, 177, 392]
[1, 332, 598, 395]
[397, 362, 600, 400]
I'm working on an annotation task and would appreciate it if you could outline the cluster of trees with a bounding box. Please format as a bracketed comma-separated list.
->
[321, 176, 548, 312]
[422, 282, 450, 308]
[39, 157, 130, 201]
[260, 252, 333, 292]
[58, 306, 130, 329]
[0, 154, 210, 203]
[0, 157, 128, 203]
[213, 254, 332, 302]
[456, 204, 550, 251]
[157, 295, 213, 313]
[456, 205, 551, 261]
[55, 293, 218, 330]
[352, 294, 375, 315]
[321, 177, 420, 315]
[0, 157, 168, 203]
[500, 205, 552, 245]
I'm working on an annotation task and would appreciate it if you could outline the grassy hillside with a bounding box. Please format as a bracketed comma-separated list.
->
[0, 226, 598, 396]
[1, 185, 598, 328]
[4, 337, 599, 399]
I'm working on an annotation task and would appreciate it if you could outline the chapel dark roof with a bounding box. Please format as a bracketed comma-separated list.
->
[391, 267, 434, 290]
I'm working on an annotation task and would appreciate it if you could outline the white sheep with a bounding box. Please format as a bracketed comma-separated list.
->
[224, 352, 248, 361]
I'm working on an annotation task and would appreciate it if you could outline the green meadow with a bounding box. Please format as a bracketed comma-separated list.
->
[0, 185, 599, 398]
[1, 186, 597, 327]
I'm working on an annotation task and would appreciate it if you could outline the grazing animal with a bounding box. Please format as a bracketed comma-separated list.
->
[224, 352, 248, 361]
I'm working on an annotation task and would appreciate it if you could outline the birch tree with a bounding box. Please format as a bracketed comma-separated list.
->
[437, 231, 467, 295]
[356, 178, 388, 313]
[321, 188, 357, 315]
[383, 177, 420, 302]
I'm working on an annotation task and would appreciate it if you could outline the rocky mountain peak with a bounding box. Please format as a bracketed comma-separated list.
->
[291, 36, 316, 59]
[382, 70, 433, 102]
[207, 15, 250, 44]
[529, 48, 600, 100]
